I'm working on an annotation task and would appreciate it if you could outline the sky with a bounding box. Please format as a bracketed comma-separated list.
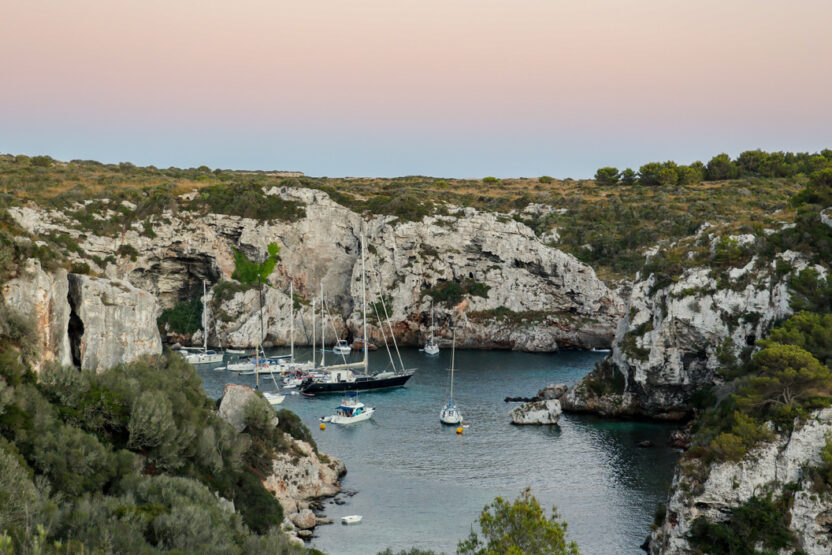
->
[2, 0, 831, 178]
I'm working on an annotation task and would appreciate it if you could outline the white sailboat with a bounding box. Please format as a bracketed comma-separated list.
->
[184, 280, 224, 365]
[424, 303, 439, 356]
[440, 331, 463, 425]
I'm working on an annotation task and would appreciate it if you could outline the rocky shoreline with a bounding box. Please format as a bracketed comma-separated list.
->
[217, 384, 346, 545]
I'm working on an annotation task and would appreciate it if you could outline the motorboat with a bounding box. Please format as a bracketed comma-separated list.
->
[333, 339, 352, 356]
[341, 515, 363, 525]
[320, 394, 375, 424]
[440, 330, 464, 425]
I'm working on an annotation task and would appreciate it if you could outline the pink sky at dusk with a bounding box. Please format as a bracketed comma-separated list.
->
[2, 0, 830, 177]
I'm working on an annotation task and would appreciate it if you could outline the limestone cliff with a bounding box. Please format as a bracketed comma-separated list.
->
[1, 259, 72, 371]
[563, 230, 823, 419]
[1, 258, 162, 372]
[67, 274, 162, 371]
[649, 409, 832, 554]
[10, 187, 624, 351]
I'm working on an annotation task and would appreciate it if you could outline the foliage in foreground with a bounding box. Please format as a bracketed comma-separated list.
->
[379, 488, 579, 555]
[458, 488, 579, 555]
[0, 306, 312, 553]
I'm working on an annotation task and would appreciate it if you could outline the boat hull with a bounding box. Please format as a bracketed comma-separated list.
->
[186, 354, 224, 365]
[300, 372, 414, 394]
[324, 406, 375, 424]
[263, 393, 285, 405]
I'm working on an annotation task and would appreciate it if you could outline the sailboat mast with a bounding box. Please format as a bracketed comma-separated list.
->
[202, 280, 208, 354]
[311, 298, 316, 368]
[320, 282, 325, 366]
[289, 282, 294, 362]
[361, 235, 368, 376]
[430, 303, 434, 342]
[257, 274, 264, 389]
[450, 329, 455, 399]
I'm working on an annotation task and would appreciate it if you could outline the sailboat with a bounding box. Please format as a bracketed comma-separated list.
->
[184, 280, 224, 365]
[440, 330, 463, 425]
[423, 303, 439, 356]
[299, 236, 416, 394]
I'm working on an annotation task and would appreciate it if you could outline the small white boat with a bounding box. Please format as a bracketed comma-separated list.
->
[341, 515, 363, 525]
[440, 400, 463, 425]
[263, 391, 285, 405]
[321, 395, 375, 425]
[333, 339, 352, 356]
[226, 349, 247, 355]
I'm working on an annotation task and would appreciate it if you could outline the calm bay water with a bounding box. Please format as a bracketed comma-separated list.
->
[197, 347, 678, 555]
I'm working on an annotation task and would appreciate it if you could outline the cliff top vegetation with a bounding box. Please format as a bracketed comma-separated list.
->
[1, 150, 829, 279]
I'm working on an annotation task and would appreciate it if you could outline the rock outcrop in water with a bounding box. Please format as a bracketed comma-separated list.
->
[510, 399, 562, 425]
[649, 408, 832, 555]
[9, 188, 624, 352]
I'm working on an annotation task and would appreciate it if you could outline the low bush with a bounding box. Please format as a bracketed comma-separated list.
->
[688, 492, 797, 554]
[157, 297, 202, 335]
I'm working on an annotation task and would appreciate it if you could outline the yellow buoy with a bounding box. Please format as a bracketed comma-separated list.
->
[320, 423, 326, 430]
[456, 427, 463, 435]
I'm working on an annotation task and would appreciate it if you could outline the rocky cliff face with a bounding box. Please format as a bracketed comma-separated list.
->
[10, 187, 624, 351]
[1, 259, 72, 371]
[650, 409, 832, 554]
[563, 230, 824, 419]
[67, 274, 162, 371]
[1, 258, 161, 372]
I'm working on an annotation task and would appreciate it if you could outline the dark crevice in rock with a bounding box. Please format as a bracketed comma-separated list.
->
[67, 277, 84, 368]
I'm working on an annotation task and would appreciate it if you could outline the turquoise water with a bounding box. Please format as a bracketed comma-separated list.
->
[197, 348, 678, 555]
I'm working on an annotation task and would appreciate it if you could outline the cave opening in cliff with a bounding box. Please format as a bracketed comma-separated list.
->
[129, 255, 221, 310]
[67, 290, 84, 368]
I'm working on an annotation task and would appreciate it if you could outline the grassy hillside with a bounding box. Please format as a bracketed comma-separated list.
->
[0, 152, 826, 280]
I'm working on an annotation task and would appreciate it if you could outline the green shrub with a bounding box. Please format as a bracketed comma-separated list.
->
[458, 487, 579, 555]
[117, 244, 139, 261]
[688, 493, 797, 554]
[193, 183, 305, 222]
[422, 279, 490, 307]
[157, 297, 202, 335]
[232, 243, 279, 285]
